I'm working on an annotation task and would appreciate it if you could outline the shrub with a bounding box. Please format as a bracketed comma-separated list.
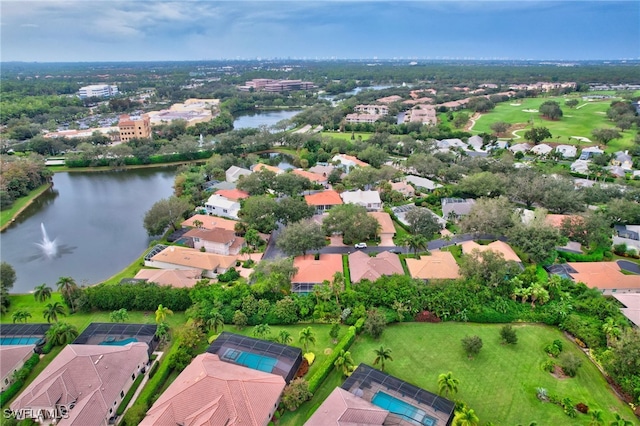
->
[148, 361, 160, 379]
[552, 339, 564, 352]
[500, 324, 518, 344]
[0, 379, 25, 406]
[354, 317, 365, 334]
[415, 310, 442, 323]
[364, 309, 387, 339]
[281, 378, 313, 411]
[217, 267, 240, 283]
[613, 243, 628, 256]
[122, 403, 148, 426]
[548, 393, 562, 405]
[303, 352, 315, 365]
[542, 359, 556, 373]
[544, 342, 561, 358]
[575, 402, 589, 414]
[562, 398, 577, 417]
[560, 353, 583, 377]
[461, 335, 483, 358]
[536, 387, 548, 401]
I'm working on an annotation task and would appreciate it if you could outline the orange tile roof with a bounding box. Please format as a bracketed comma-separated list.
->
[337, 154, 369, 167]
[461, 241, 522, 263]
[134, 269, 202, 288]
[292, 169, 327, 183]
[368, 212, 395, 235]
[182, 214, 238, 231]
[140, 353, 285, 426]
[151, 246, 237, 271]
[349, 251, 404, 283]
[567, 262, 640, 290]
[545, 214, 580, 229]
[405, 251, 461, 280]
[11, 343, 149, 426]
[215, 188, 249, 201]
[305, 190, 344, 206]
[305, 387, 388, 426]
[253, 163, 283, 174]
[292, 254, 344, 284]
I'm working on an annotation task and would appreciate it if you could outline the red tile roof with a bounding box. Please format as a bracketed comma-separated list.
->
[182, 214, 238, 231]
[140, 353, 285, 426]
[567, 262, 640, 290]
[368, 212, 395, 235]
[292, 254, 344, 284]
[305, 387, 388, 426]
[305, 190, 343, 207]
[184, 227, 238, 244]
[406, 251, 461, 280]
[292, 169, 327, 183]
[215, 189, 249, 201]
[349, 251, 404, 283]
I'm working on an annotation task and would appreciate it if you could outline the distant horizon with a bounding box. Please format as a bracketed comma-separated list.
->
[1, 1, 638, 62]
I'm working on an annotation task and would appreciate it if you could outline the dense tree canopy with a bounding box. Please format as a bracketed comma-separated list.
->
[143, 196, 193, 236]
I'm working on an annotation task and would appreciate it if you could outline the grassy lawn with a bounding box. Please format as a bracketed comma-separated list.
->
[345, 322, 635, 425]
[320, 130, 372, 141]
[0, 183, 51, 229]
[279, 369, 344, 425]
[470, 96, 636, 152]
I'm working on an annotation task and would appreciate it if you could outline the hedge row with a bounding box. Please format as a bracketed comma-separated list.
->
[0, 354, 40, 406]
[66, 150, 214, 168]
[116, 373, 145, 416]
[86, 282, 192, 312]
[307, 326, 357, 394]
[557, 248, 609, 262]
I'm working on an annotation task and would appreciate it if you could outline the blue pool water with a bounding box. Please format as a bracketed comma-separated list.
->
[99, 337, 138, 346]
[222, 348, 278, 373]
[372, 391, 436, 426]
[0, 337, 40, 345]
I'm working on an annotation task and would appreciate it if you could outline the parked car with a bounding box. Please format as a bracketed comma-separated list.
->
[354, 242, 367, 249]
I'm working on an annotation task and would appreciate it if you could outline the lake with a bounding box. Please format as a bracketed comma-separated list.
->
[233, 109, 303, 130]
[1, 167, 177, 293]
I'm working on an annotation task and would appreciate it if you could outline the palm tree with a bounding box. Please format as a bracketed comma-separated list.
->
[43, 302, 66, 323]
[192, 219, 203, 228]
[407, 235, 429, 258]
[155, 321, 170, 345]
[33, 283, 52, 303]
[609, 413, 634, 426]
[330, 272, 344, 308]
[12, 309, 32, 324]
[334, 349, 355, 377]
[278, 330, 293, 345]
[453, 407, 480, 426]
[253, 323, 271, 339]
[155, 304, 173, 324]
[207, 310, 225, 334]
[437, 371, 460, 398]
[589, 409, 605, 426]
[56, 276, 78, 311]
[372, 345, 393, 372]
[298, 326, 316, 353]
[46, 322, 78, 346]
[602, 317, 622, 347]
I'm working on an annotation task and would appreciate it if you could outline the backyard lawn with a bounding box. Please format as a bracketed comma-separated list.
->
[470, 95, 636, 152]
[345, 322, 636, 425]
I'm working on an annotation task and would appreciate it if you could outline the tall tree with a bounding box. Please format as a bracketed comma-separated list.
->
[277, 219, 326, 256]
[43, 301, 66, 323]
[207, 310, 225, 334]
[539, 101, 563, 120]
[275, 197, 315, 225]
[278, 330, 293, 345]
[373, 345, 393, 372]
[298, 326, 316, 353]
[238, 195, 279, 233]
[437, 371, 460, 397]
[591, 128, 621, 146]
[507, 219, 562, 264]
[12, 309, 32, 323]
[405, 208, 441, 239]
[322, 204, 379, 245]
[33, 283, 53, 303]
[453, 406, 480, 426]
[459, 197, 515, 235]
[523, 127, 551, 145]
[143, 196, 193, 236]
[46, 322, 78, 346]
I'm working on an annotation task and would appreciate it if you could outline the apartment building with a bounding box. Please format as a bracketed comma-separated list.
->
[118, 114, 151, 142]
[78, 84, 119, 99]
[238, 79, 315, 92]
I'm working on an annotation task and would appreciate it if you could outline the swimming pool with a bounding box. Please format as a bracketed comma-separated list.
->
[99, 337, 138, 346]
[222, 348, 278, 373]
[0, 337, 40, 345]
[372, 391, 436, 426]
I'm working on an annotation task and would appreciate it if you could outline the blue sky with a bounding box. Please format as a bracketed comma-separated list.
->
[1, 1, 638, 62]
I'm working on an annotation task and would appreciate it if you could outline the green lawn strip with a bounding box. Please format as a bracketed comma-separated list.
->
[320, 131, 372, 141]
[347, 322, 634, 426]
[342, 255, 352, 291]
[0, 183, 51, 229]
[279, 369, 343, 425]
[116, 373, 145, 415]
[99, 250, 150, 285]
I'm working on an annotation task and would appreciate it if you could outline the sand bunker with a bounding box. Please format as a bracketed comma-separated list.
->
[522, 109, 538, 113]
[570, 136, 591, 142]
[510, 103, 522, 106]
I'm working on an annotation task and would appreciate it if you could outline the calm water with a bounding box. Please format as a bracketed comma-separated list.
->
[1, 168, 176, 293]
[233, 109, 303, 130]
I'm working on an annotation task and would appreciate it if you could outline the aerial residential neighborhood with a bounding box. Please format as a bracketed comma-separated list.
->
[1, 2, 640, 424]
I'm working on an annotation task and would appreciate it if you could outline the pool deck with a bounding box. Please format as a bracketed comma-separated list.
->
[345, 381, 451, 426]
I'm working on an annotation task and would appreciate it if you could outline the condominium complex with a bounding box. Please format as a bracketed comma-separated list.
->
[78, 84, 119, 98]
[146, 98, 220, 127]
[238, 79, 315, 92]
[118, 114, 151, 142]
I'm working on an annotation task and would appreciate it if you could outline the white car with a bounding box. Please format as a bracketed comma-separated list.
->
[354, 243, 367, 249]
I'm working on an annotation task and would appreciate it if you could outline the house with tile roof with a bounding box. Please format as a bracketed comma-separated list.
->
[204, 193, 242, 219]
[182, 214, 239, 232]
[612, 151, 634, 171]
[349, 251, 404, 283]
[570, 159, 591, 174]
[291, 254, 344, 293]
[305, 387, 388, 426]
[140, 353, 285, 426]
[225, 166, 252, 183]
[441, 198, 475, 219]
[340, 190, 382, 211]
[509, 143, 532, 154]
[1, 346, 35, 391]
[332, 154, 369, 172]
[214, 188, 249, 202]
[555, 145, 578, 158]
[389, 181, 415, 198]
[405, 175, 442, 192]
[304, 190, 343, 214]
[461, 240, 522, 263]
[11, 343, 148, 425]
[133, 268, 202, 288]
[564, 262, 640, 294]
[184, 228, 246, 255]
[579, 146, 605, 160]
[405, 251, 461, 280]
[368, 212, 395, 246]
[309, 164, 340, 178]
[612, 293, 640, 327]
[530, 143, 553, 156]
[292, 169, 328, 187]
[146, 246, 237, 279]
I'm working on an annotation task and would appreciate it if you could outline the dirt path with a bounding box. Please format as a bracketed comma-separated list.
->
[464, 112, 482, 132]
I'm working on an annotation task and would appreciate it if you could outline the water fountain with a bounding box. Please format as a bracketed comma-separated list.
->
[36, 223, 58, 258]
